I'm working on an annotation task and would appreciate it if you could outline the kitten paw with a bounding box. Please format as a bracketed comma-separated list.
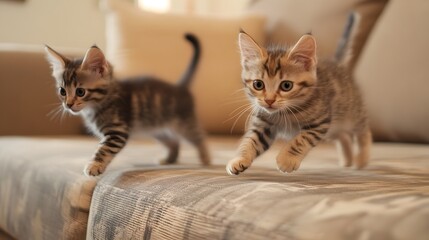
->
[84, 161, 106, 176]
[159, 159, 179, 166]
[226, 157, 251, 175]
[276, 155, 302, 173]
[354, 156, 369, 169]
[339, 160, 353, 168]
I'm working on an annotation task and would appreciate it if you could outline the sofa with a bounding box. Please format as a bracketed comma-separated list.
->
[1, 0, 428, 239]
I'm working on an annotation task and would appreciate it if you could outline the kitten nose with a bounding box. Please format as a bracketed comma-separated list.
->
[66, 103, 73, 108]
[264, 99, 275, 106]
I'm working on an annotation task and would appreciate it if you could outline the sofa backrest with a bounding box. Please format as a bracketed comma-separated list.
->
[355, 0, 429, 142]
[0, 45, 84, 136]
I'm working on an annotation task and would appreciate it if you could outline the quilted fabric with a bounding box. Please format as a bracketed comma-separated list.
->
[0, 138, 97, 240]
[0, 136, 428, 240]
[87, 142, 429, 240]
[0, 136, 199, 240]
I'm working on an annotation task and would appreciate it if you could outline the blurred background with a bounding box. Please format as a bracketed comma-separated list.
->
[0, 0, 428, 143]
[0, 0, 252, 50]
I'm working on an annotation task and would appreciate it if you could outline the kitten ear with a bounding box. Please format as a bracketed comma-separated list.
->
[81, 45, 109, 76]
[44, 45, 68, 72]
[288, 34, 317, 70]
[238, 31, 266, 65]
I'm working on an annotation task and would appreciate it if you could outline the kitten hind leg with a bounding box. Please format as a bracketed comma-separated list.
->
[336, 133, 353, 167]
[354, 127, 372, 169]
[155, 132, 180, 164]
[177, 122, 210, 165]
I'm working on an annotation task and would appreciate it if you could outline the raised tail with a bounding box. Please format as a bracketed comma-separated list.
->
[335, 12, 361, 70]
[178, 33, 201, 87]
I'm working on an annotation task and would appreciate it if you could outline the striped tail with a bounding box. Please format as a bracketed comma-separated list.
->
[178, 33, 201, 87]
[335, 12, 361, 70]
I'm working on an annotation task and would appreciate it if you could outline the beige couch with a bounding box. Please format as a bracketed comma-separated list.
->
[1, 0, 428, 239]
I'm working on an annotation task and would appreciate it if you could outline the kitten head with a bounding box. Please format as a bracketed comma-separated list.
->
[238, 31, 318, 114]
[45, 45, 112, 115]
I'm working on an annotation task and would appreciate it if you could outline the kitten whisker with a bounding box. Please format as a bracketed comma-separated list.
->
[286, 103, 313, 128]
[59, 108, 68, 123]
[244, 106, 258, 130]
[228, 105, 254, 133]
[47, 104, 65, 122]
[281, 110, 291, 132]
[284, 106, 302, 131]
[224, 104, 253, 124]
[228, 103, 253, 116]
[229, 88, 247, 96]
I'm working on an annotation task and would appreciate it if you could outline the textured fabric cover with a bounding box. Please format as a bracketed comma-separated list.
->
[87, 139, 429, 240]
[88, 166, 429, 240]
[355, 0, 429, 143]
[102, 0, 266, 134]
[0, 138, 97, 240]
[1, 136, 428, 239]
[0, 136, 202, 240]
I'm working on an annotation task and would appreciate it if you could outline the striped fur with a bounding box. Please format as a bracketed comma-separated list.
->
[227, 31, 371, 175]
[45, 34, 209, 176]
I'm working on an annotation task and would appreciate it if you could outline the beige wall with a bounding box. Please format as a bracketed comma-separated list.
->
[169, 0, 251, 15]
[0, 0, 105, 50]
[0, 0, 251, 50]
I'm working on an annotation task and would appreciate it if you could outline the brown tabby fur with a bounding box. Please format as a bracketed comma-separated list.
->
[226, 30, 371, 175]
[45, 34, 210, 176]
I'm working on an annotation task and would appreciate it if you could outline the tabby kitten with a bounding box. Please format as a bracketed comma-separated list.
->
[45, 34, 210, 176]
[226, 30, 371, 175]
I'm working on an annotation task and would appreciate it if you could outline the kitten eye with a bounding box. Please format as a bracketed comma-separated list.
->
[75, 88, 86, 97]
[253, 80, 265, 91]
[280, 80, 293, 91]
[59, 87, 66, 96]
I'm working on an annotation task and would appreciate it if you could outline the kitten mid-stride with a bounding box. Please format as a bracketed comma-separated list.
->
[227, 26, 371, 175]
[45, 34, 210, 176]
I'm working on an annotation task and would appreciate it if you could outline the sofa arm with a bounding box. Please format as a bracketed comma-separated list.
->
[0, 44, 84, 136]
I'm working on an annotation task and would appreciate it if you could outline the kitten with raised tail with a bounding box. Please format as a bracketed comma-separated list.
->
[45, 34, 210, 176]
[226, 25, 371, 175]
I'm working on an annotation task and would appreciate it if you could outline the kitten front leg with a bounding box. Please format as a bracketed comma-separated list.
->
[227, 121, 275, 175]
[277, 128, 326, 173]
[336, 132, 354, 167]
[354, 127, 372, 169]
[84, 129, 129, 176]
[155, 133, 180, 165]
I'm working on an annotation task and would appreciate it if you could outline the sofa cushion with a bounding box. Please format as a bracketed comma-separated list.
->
[0, 136, 209, 240]
[1, 136, 428, 239]
[355, 0, 429, 142]
[102, 0, 266, 134]
[87, 148, 429, 239]
[0, 137, 97, 240]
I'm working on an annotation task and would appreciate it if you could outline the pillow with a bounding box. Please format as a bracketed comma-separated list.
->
[246, 0, 387, 66]
[102, 0, 266, 134]
[355, 0, 429, 143]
